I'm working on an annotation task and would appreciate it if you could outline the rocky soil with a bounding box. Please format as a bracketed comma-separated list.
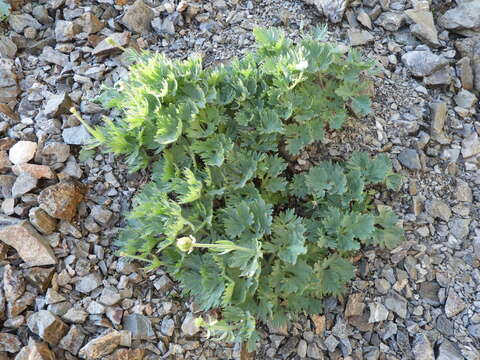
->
[0, 0, 479, 359]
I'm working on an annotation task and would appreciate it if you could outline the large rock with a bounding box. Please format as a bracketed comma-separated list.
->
[0, 36, 17, 59]
[401, 50, 449, 77]
[44, 93, 73, 117]
[0, 218, 57, 266]
[122, 313, 155, 340]
[462, 132, 480, 159]
[122, 0, 155, 33]
[27, 310, 69, 345]
[62, 125, 91, 145]
[437, 339, 464, 360]
[444, 288, 467, 318]
[439, 0, 480, 37]
[11, 172, 37, 198]
[8, 14, 42, 33]
[59, 325, 85, 355]
[9, 141, 37, 165]
[0, 60, 19, 103]
[455, 36, 480, 91]
[405, 2, 439, 47]
[29, 207, 57, 235]
[38, 179, 87, 221]
[14, 341, 55, 360]
[12, 164, 55, 179]
[412, 333, 434, 360]
[92, 32, 130, 56]
[0, 332, 21, 353]
[78, 330, 124, 359]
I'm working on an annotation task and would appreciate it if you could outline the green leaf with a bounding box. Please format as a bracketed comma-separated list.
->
[222, 201, 254, 238]
[351, 95, 371, 116]
[174, 168, 203, 204]
[305, 161, 347, 198]
[372, 207, 404, 249]
[266, 210, 307, 265]
[315, 254, 355, 296]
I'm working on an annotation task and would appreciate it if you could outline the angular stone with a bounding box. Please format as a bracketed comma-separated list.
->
[457, 57, 474, 90]
[45, 288, 66, 305]
[78, 330, 123, 359]
[55, 20, 81, 42]
[445, 288, 467, 318]
[14, 341, 55, 360]
[368, 302, 389, 323]
[455, 180, 472, 202]
[436, 314, 454, 336]
[462, 132, 480, 159]
[454, 89, 477, 108]
[92, 32, 130, 56]
[39, 180, 86, 221]
[8, 291, 35, 317]
[62, 125, 91, 145]
[27, 310, 69, 345]
[0, 61, 18, 103]
[357, 9, 372, 29]
[405, 3, 439, 47]
[23, 267, 55, 293]
[430, 101, 447, 136]
[75, 273, 102, 294]
[8, 14, 42, 33]
[425, 199, 451, 221]
[348, 29, 374, 46]
[181, 312, 200, 336]
[105, 348, 145, 360]
[384, 292, 407, 318]
[0, 219, 57, 266]
[419, 282, 440, 306]
[11, 172, 37, 198]
[59, 325, 85, 355]
[161, 317, 175, 337]
[12, 164, 55, 179]
[376, 11, 405, 31]
[0, 333, 21, 353]
[402, 50, 449, 77]
[345, 293, 365, 318]
[412, 333, 434, 360]
[122, 313, 155, 340]
[82, 12, 104, 34]
[99, 286, 121, 306]
[398, 149, 421, 170]
[449, 218, 470, 240]
[437, 339, 464, 360]
[424, 67, 452, 86]
[44, 93, 73, 117]
[62, 308, 88, 323]
[9, 141, 37, 165]
[40, 46, 69, 67]
[41, 142, 70, 164]
[122, 0, 154, 33]
[0, 150, 11, 173]
[0, 36, 17, 59]
[439, 0, 480, 36]
[3, 264, 25, 302]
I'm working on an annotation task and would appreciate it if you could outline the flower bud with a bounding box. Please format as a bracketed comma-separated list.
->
[176, 236, 195, 253]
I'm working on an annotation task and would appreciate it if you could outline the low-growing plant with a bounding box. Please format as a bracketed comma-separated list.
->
[81, 27, 404, 350]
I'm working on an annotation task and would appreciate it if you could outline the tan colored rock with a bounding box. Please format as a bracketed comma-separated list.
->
[14, 341, 55, 360]
[7, 291, 35, 317]
[405, 2, 439, 47]
[29, 207, 57, 235]
[9, 141, 37, 165]
[27, 310, 69, 345]
[311, 314, 326, 334]
[78, 330, 123, 359]
[92, 32, 130, 56]
[38, 180, 87, 222]
[345, 293, 365, 318]
[0, 151, 11, 172]
[0, 218, 57, 266]
[106, 349, 145, 360]
[59, 325, 85, 355]
[82, 13, 104, 34]
[23, 267, 55, 293]
[0, 332, 21, 353]
[12, 164, 55, 179]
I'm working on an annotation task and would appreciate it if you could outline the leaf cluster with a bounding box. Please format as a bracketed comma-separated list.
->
[90, 27, 403, 348]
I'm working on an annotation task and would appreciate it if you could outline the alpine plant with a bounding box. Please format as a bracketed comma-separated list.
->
[86, 27, 404, 350]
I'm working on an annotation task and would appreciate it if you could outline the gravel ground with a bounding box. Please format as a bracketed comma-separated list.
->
[0, 0, 479, 359]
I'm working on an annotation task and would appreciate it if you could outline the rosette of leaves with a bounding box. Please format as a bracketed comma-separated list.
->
[86, 27, 404, 350]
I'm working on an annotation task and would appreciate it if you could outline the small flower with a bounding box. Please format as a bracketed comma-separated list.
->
[176, 236, 196, 253]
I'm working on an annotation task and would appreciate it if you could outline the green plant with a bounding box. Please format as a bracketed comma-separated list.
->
[83, 27, 404, 349]
[0, 0, 10, 22]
